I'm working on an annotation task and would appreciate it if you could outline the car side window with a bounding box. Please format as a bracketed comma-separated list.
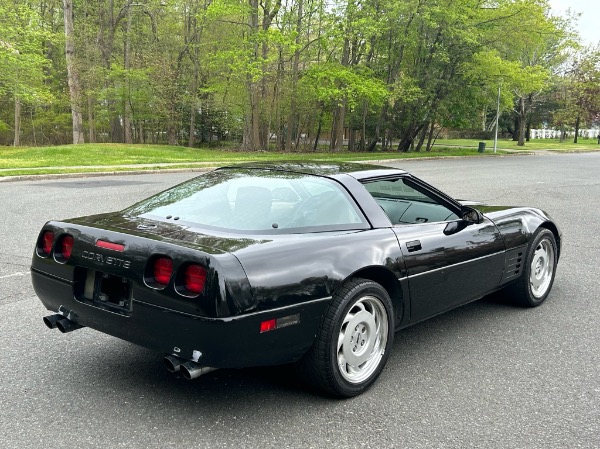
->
[364, 178, 459, 224]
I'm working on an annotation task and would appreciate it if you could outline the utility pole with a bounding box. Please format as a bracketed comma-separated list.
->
[493, 84, 500, 154]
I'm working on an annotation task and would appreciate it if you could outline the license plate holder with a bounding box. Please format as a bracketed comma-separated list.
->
[79, 269, 132, 315]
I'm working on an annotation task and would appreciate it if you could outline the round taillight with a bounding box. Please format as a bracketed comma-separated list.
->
[153, 257, 173, 286]
[184, 264, 207, 295]
[41, 231, 54, 255]
[60, 235, 74, 260]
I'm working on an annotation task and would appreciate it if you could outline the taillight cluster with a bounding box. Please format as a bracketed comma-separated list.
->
[148, 256, 207, 296]
[38, 230, 74, 262]
[184, 264, 207, 295]
[42, 231, 54, 255]
[153, 257, 173, 285]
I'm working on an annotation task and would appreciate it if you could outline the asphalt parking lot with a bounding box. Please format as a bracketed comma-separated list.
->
[1, 153, 598, 448]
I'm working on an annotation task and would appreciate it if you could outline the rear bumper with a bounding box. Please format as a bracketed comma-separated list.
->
[31, 269, 329, 368]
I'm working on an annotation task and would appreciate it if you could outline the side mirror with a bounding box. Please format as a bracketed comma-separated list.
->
[461, 206, 484, 224]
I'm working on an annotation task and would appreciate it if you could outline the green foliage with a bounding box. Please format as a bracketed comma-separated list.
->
[301, 63, 387, 109]
[0, 3, 55, 102]
[0, 0, 588, 149]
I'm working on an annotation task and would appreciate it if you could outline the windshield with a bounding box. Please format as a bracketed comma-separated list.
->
[125, 168, 367, 233]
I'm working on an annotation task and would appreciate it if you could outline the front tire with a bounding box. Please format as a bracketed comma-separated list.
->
[509, 228, 558, 307]
[298, 278, 394, 397]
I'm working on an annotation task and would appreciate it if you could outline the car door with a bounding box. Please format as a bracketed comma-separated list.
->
[363, 176, 505, 323]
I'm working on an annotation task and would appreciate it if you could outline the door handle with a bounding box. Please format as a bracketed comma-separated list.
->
[406, 240, 422, 252]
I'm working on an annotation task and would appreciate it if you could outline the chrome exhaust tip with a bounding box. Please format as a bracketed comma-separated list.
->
[56, 318, 83, 333]
[164, 355, 185, 373]
[43, 314, 64, 329]
[180, 362, 217, 380]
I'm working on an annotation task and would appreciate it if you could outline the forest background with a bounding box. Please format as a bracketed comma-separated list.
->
[1, 0, 600, 154]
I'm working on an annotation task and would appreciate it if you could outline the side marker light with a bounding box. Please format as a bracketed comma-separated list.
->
[259, 314, 300, 333]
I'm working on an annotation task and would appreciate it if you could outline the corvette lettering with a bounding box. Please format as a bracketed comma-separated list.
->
[81, 251, 131, 269]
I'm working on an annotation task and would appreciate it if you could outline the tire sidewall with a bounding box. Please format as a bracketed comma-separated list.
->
[524, 229, 558, 305]
[327, 280, 394, 396]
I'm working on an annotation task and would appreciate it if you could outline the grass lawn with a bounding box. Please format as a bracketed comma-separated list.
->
[1, 142, 512, 177]
[434, 137, 600, 151]
[3, 138, 597, 177]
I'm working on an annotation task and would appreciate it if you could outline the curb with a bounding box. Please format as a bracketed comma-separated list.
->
[0, 167, 215, 183]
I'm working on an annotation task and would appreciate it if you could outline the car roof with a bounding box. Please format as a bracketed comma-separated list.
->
[218, 161, 407, 180]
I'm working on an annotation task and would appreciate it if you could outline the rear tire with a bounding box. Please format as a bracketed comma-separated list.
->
[297, 278, 394, 397]
[508, 228, 557, 307]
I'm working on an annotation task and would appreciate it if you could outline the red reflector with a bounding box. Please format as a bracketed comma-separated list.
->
[259, 319, 277, 333]
[42, 231, 54, 255]
[61, 235, 74, 259]
[96, 240, 125, 252]
[184, 264, 207, 294]
[153, 257, 173, 286]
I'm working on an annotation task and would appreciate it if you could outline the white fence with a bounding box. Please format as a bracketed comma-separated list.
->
[530, 129, 599, 139]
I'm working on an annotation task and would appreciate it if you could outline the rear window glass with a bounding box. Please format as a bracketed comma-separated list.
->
[125, 169, 367, 233]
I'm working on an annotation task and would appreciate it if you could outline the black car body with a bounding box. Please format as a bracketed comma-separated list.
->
[32, 162, 561, 396]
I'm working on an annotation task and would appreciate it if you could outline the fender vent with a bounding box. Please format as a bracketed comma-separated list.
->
[501, 248, 526, 283]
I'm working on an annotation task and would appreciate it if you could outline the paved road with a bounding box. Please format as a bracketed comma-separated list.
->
[1, 154, 598, 448]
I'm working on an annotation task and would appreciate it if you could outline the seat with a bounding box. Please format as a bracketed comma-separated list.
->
[313, 191, 354, 225]
[234, 186, 273, 229]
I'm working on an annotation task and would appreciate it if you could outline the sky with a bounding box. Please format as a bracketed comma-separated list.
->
[548, 0, 600, 45]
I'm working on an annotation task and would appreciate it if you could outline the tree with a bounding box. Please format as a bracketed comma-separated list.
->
[63, 0, 84, 144]
[0, 2, 53, 146]
[489, 0, 570, 145]
[0, 0, 583, 148]
[553, 47, 600, 142]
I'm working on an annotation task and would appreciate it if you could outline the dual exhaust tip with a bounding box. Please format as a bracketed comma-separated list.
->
[43, 314, 83, 333]
[43, 315, 214, 380]
[164, 355, 216, 380]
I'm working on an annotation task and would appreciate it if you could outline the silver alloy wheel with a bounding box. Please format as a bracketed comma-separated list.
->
[337, 295, 389, 384]
[530, 237, 555, 298]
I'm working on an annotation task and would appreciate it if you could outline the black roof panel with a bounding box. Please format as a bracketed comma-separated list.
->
[218, 161, 406, 179]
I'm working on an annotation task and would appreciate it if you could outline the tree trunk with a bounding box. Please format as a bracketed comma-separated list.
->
[517, 97, 526, 146]
[188, 51, 199, 148]
[511, 115, 519, 141]
[98, 0, 130, 143]
[123, 11, 133, 144]
[573, 115, 580, 144]
[348, 128, 356, 152]
[330, 32, 350, 152]
[244, 0, 260, 151]
[366, 104, 388, 152]
[285, 0, 303, 151]
[425, 121, 436, 151]
[482, 105, 487, 131]
[361, 100, 368, 151]
[313, 107, 323, 152]
[333, 98, 347, 151]
[13, 98, 21, 147]
[87, 95, 96, 143]
[168, 121, 177, 145]
[243, 0, 281, 151]
[415, 122, 428, 152]
[397, 123, 424, 152]
[63, 0, 85, 144]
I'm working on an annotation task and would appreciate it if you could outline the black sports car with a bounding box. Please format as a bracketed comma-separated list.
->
[32, 162, 560, 397]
